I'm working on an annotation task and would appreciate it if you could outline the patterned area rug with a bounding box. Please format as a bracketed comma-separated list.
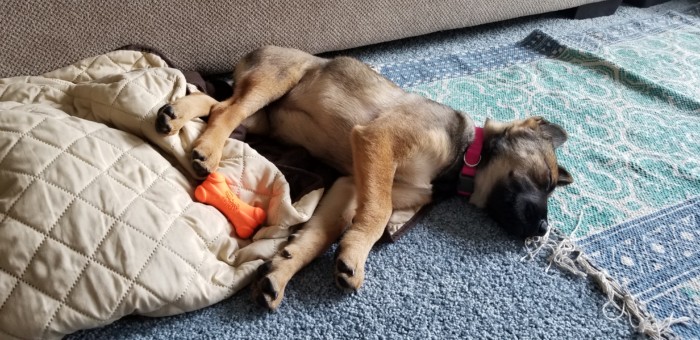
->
[375, 6, 700, 338]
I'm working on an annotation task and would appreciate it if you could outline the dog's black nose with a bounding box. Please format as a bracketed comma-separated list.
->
[536, 219, 549, 236]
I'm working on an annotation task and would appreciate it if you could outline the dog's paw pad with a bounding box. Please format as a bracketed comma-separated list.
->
[192, 160, 210, 177]
[260, 276, 278, 300]
[335, 274, 357, 292]
[155, 105, 175, 134]
[257, 260, 272, 276]
[191, 157, 211, 178]
[334, 257, 364, 292]
[192, 149, 206, 161]
[161, 105, 176, 119]
[252, 275, 285, 310]
[336, 259, 354, 277]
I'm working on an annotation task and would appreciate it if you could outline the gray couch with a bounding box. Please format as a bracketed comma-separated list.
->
[1, 0, 605, 78]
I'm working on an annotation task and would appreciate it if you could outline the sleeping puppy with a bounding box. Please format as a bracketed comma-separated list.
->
[155, 46, 573, 310]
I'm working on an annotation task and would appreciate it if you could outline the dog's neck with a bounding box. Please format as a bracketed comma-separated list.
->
[431, 124, 484, 199]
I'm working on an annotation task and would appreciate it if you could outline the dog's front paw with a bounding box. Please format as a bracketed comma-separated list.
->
[334, 244, 366, 292]
[156, 104, 191, 136]
[190, 140, 223, 177]
[252, 262, 287, 311]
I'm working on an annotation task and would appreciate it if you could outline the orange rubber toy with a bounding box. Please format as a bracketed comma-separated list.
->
[194, 172, 266, 239]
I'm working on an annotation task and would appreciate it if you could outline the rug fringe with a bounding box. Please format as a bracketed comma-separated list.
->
[520, 220, 690, 340]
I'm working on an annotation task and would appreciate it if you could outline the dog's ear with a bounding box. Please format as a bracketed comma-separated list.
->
[539, 120, 567, 148]
[557, 165, 573, 186]
[483, 118, 509, 156]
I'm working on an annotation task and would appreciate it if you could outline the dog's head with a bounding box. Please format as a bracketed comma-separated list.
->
[470, 116, 573, 237]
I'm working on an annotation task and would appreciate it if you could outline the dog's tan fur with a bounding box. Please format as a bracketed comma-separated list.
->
[156, 46, 573, 310]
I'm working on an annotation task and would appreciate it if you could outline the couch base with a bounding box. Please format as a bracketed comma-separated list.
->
[570, 0, 623, 19]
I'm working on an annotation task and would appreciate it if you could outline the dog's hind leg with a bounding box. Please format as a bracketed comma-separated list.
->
[160, 46, 325, 177]
[252, 177, 357, 310]
[334, 123, 397, 292]
[192, 47, 325, 176]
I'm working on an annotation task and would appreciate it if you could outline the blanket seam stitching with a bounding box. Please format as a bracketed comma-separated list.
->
[37, 140, 150, 336]
[105, 202, 195, 321]
[89, 134, 181, 191]
[70, 56, 102, 83]
[40, 153, 178, 336]
[3, 213, 171, 305]
[14, 134, 182, 217]
[0, 167, 217, 287]
[0, 125, 123, 334]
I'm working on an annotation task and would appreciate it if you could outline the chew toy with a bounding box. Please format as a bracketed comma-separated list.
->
[194, 172, 266, 238]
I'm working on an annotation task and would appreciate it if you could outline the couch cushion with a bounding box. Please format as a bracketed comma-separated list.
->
[1, 0, 602, 78]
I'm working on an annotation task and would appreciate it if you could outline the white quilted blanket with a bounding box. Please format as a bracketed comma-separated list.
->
[0, 51, 322, 339]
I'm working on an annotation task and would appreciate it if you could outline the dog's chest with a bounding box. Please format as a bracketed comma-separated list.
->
[395, 130, 456, 186]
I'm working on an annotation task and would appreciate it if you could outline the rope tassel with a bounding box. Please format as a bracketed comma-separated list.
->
[520, 213, 690, 340]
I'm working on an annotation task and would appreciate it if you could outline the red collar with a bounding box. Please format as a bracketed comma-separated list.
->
[457, 127, 484, 196]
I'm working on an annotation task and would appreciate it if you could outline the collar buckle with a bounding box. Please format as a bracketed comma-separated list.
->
[463, 154, 481, 168]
